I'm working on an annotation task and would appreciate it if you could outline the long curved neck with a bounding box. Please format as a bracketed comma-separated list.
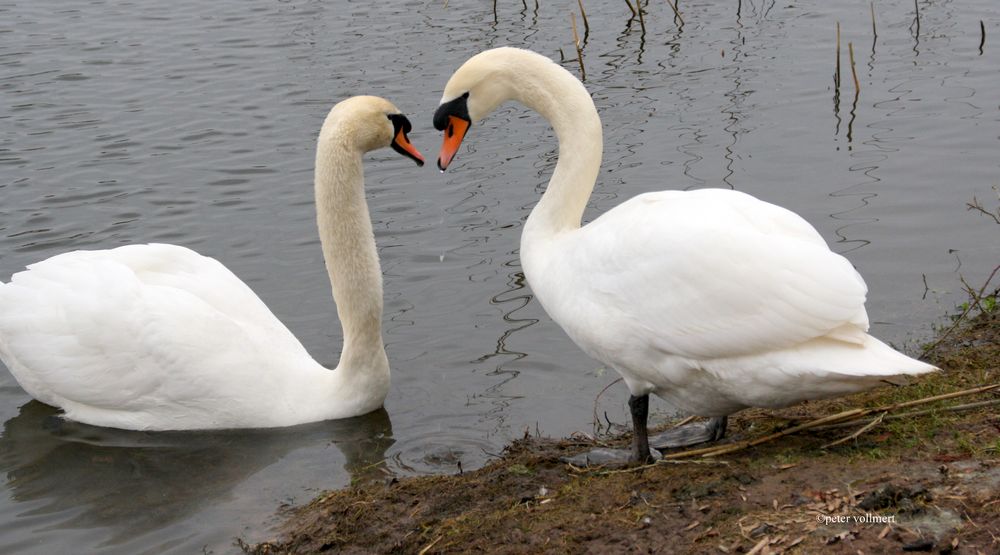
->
[515, 58, 603, 239]
[314, 134, 388, 374]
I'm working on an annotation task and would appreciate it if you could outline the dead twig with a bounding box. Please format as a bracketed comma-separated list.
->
[594, 457, 730, 475]
[418, 536, 442, 555]
[746, 537, 769, 555]
[821, 412, 886, 449]
[662, 383, 1000, 460]
[593, 377, 623, 433]
[663, 408, 867, 459]
[812, 398, 1000, 431]
[960, 274, 987, 313]
[922, 263, 1000, 356]
[672, 415, 697, 428]
[966, 189, 1000, 224]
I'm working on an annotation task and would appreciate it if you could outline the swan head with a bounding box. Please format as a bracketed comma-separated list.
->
[433, 47, 545, 171]
[323, 96, 425, 166]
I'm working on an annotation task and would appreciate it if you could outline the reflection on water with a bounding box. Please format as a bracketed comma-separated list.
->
[473, 265, 538, 437]
[0, 402, 392, 552]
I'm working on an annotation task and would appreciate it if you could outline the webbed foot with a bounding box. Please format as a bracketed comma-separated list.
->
[561, 447, 652, 468]
[561, 394, 660, 467]
[649, 415, 728, 450]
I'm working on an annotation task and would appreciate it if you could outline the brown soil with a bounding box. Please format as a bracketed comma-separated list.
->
[246, 310, 999, 555]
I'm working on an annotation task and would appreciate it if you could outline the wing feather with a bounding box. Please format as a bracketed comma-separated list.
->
[0, 244, 301, 414]
[539, 189, 869, 360]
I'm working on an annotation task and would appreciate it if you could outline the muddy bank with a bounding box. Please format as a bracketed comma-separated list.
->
[247, 309, 999, 554]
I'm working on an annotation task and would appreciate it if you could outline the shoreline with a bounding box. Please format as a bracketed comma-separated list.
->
[248, 308, 998, 554]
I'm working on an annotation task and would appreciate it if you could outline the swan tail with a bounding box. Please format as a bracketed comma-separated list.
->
[815, 334, 938, 378]
[702, 335, 938, 409]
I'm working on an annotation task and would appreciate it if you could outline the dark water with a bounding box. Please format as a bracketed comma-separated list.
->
[0, 0, 997, 551]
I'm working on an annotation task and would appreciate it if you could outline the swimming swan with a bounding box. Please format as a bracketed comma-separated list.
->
[433, 47, 936, 464]
[0, 96, 424, 431]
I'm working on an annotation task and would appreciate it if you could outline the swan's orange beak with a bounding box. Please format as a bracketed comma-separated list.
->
[437, 115, 470, 171]
[392, 127, 425, 166]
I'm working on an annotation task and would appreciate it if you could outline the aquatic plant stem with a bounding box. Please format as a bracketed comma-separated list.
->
[571, 12, 586, 81]
[624, 0, 637, 18]
[870, 2, 878, 43]
[849, 41, 859, 93]
[667, 0, 683, 24]
[835, 22, 841, 92]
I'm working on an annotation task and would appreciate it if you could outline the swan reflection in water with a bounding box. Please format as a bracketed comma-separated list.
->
[0, 401, 393, 546]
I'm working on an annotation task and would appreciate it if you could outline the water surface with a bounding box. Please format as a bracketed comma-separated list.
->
[0, 0, 997, 552]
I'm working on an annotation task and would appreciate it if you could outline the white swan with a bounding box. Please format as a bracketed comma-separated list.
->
[433, 47, 937, 463]
[0, 96, 425, 431]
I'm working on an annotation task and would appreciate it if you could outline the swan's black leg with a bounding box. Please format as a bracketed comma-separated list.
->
[708, 415, 728, 441]
[559, 394, 656, 467]
[629, 394, 654, 464]
[561, 404, 730, 467]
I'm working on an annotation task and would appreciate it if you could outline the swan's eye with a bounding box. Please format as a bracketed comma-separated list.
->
[387, 114, 413, 134]
[433, 92, 471, 131]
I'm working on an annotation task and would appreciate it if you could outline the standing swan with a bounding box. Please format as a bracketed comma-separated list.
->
[433, 48, 936, 464]
[0, 96, 424, 431]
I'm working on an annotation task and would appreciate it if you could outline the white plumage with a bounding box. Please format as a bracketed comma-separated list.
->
[0, 96, 424, 430]
[0, 244, 319, 429]
[434, 48, 936, 462]
[533, 189, 910, 413]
